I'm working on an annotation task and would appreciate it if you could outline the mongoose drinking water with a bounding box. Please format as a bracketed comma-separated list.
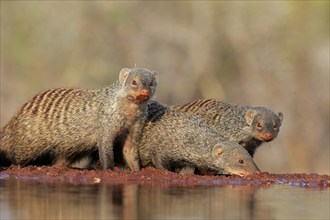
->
[172, 99, 283, 156]
[0, 68, 157, 169]
[136, 101, 259, 176]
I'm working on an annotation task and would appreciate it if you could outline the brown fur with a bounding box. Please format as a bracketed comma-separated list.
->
[172, 99, 283, 156]
[136, 101, 259, 176]
[0, 68, 157, 169]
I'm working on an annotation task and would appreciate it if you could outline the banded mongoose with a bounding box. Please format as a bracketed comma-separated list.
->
[171, 99, 283, 156]
[137, 101, 259, 176]
[0, 68, 157, 169]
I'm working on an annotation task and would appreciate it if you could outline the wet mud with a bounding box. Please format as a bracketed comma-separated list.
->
[0, 165, 329, 188]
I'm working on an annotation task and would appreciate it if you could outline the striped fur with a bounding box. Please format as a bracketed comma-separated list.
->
[172, 99, 283, 157]
[139, 102, 259, 176]
[0, 68, 158, 169]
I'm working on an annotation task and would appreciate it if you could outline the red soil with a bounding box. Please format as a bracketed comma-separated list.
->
[0, 165, 329, 188]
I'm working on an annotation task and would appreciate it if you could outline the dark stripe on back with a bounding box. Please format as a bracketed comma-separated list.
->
[201, 99, 219, 111]
[212, 112, 220, 121]
[178, 100, 199, 111]
[197, 99, 210, 108]
[38, 89, 61, 114]
[49, 89, 73, 119]
[30, 90, 53, 114]
[43, 89, 66, 118]
[20, 102, 30, 113]
[175, 99, 220, 112]
[64, 89, 80, 113]
[23, 90, 47, 113]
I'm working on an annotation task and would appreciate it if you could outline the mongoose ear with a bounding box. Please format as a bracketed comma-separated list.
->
[119, 68, 131, 85]
[245, 110, 256, 126]
[278, 112, 284, 124]
[212, 144, 223, 158]
[152, 71, 158, 77]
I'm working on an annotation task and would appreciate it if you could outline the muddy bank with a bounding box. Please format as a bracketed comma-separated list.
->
[0, 165, 329, 188]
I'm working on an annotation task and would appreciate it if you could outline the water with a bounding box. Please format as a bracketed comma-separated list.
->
[0, 179, 329, 219]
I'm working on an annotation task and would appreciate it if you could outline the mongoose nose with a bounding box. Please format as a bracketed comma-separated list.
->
[140, 89, 149, 96]
[259, 132, 273, 141]
[264, 133, 273, 140]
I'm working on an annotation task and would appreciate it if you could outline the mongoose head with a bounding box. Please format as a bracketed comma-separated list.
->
[208, 143, 260, 177]
[119, 68, 157, 103]
[245, 107, 283, 142]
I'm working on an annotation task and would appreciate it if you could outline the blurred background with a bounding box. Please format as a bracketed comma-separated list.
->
[1, 1, 329, 174]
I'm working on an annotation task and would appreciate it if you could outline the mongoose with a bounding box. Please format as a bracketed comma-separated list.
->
[171, 99, 283, 156]
[137, 101, 260, 176]
[0, 68, 157, 170]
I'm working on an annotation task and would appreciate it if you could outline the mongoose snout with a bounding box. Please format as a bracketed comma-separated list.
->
[135, 89, 150, 101]
[140, 89, 149, 96]
[223, 158, 260, 177]
[125, 71, 157, 103]
[251, 111, 282, 143]
[258, 133, 273, 141]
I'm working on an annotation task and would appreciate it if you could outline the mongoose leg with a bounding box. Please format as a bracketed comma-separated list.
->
[98, 142, 115, 170]
[53, 158, 70, 168]
[177, 166, 195, 174]
[152, 154, 170, 170]
[123, 131, 140, 172]
[98, 125, 117, 169]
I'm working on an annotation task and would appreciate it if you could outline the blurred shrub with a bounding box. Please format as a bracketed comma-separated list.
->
[1, 1, 329, 174]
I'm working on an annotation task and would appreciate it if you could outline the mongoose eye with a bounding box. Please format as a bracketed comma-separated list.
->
[238, 159, 244, 164]
[256, 122, 262, 129]
[149, 81, 155, 87]
[132, 80, 137, 86]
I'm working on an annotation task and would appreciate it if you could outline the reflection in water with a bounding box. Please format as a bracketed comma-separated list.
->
[0, 179, 329, 219]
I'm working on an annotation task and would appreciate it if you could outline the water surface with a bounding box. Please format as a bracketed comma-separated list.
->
[0, 179, 329, 219]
